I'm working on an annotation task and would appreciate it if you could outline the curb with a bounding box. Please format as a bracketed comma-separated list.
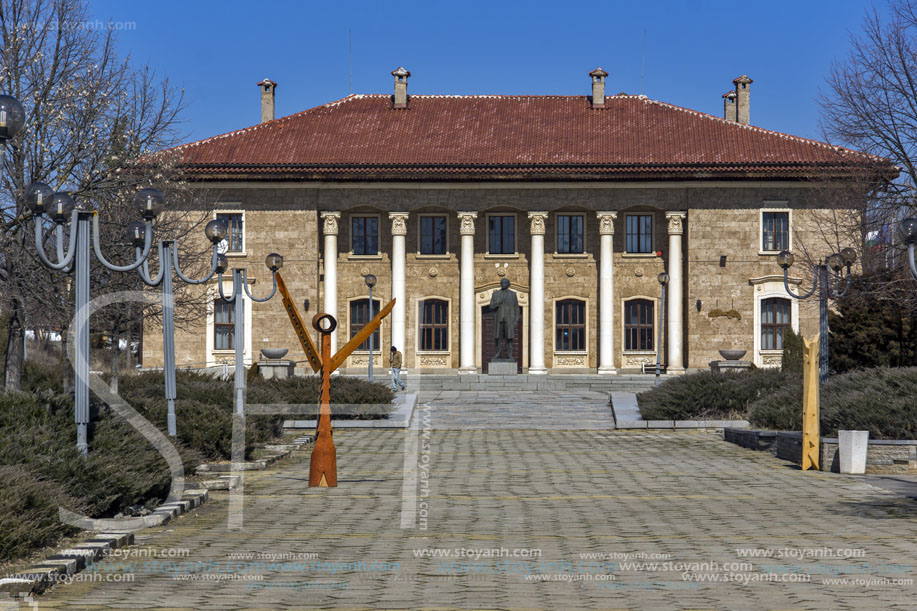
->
[284, 394, 418, 430]
[0, 491, 209, 597]
[2, 433, 314, 598]
[197, 434, 313, 489]
[615, 420, 750, 430]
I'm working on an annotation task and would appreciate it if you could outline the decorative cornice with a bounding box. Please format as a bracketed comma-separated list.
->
[320, 211, 341, 235]
[665, 211, 686, 235]
[528, 211, 549, 236]
[597, 211, 617, 235]
[389, 212, 409, 236]
[458, 211, 478, 235]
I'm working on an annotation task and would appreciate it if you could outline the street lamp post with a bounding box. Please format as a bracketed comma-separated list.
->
[364, 274, 377, 381]
[900, 217, 917, 279]
[135, 216, 226, 436]
[777, 248, 856, 382]
[215, 254, 283, 416]
[655, 272, 668, 385]
[28, 184, 157, 456]
[0, 94, 26, 143]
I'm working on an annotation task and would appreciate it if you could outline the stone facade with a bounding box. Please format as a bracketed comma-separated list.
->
[142, 183, 843, 374]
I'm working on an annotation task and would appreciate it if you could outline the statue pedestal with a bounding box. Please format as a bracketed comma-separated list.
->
[260, 360, 295, 380]
[488, 359, 518, 375]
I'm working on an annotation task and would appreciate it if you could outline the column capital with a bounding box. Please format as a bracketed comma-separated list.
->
[528, 211, 549, 236]
[597, 211, 617, 235]
[389, 212, 410, 236]
[320, 211, 341, 236]
[458, 211, 478, 235]
[665, 211, 687, 235]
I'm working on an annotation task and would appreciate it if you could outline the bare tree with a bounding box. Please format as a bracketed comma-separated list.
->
[0, 0, 209, 391]
[819, 0, 917, 304]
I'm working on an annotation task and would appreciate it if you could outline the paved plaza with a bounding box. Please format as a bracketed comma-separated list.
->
[36, 392, 917, 610]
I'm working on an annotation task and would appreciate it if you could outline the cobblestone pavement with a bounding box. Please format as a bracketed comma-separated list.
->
[38, 423, 916, 609]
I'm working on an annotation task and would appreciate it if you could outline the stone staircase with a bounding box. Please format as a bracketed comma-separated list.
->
[364, 373, 669, 394]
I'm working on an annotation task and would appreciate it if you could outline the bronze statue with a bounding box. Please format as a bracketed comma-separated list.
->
[486, 278, 519, 360]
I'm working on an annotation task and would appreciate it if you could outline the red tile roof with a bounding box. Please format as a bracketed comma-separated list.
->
[171, 94, 892, 182]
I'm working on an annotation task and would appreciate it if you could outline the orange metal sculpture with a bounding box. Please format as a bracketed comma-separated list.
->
[275, 272, 394, 487]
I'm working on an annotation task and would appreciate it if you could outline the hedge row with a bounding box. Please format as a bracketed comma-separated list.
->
[748, 367, 917, 439]
[636, 368, 792, 421]
[638, 365, 917, 440]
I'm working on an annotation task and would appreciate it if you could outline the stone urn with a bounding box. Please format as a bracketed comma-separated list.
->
[260, 348, 289, 360]
[718, 349, 747, 361]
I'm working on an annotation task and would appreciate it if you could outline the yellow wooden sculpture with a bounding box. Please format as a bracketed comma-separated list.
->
[801, 336, 820, 471]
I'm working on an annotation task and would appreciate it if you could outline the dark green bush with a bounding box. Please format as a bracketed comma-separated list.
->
[0, 465, 82, 562]
[117, 370, 393, 460]
[749, 367, 917, 440]
[781, 327, 804, 374]
[828, 274, 917, 372]
[638, 368, 790, 420]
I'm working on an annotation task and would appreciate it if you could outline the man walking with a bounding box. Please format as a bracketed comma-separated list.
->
[390, 346, 406, 391]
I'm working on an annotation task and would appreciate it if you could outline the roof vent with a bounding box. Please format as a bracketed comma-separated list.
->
[589, 67, 608, 109]
[257, 78, 277, 123]
[391, 67, 411, 109]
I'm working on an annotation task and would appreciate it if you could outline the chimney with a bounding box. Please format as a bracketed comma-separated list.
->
[732, 74, 752, 125]
[722, 90, 737, 121]
[589, 67, 608, 109]
[257, 78, 277, 123]
[391, 66, 411, 109]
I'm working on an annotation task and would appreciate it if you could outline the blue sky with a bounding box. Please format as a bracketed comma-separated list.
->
[88, 0, 887, 145]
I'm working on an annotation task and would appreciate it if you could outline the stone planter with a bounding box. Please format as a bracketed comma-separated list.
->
[838, 430, 869, 475]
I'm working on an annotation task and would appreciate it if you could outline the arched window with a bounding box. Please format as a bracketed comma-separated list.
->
[350, 299, 380, 351]
[419, 299, 449, 351]
[555, 299, 586, 351]
[624, 299, 654, 351]
[761, 297, 791, 350]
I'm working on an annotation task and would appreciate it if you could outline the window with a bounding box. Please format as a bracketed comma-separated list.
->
[624, 299, 654, 351]
[419, 299, 449, 351]
[488, 215, 515, 254]
[352, 216, 379, 256]
[761, 297, 791, 350]
[556, 214, 584, 254]
[420, 216, 447, 255]
[762, 211, 789, 252]
[214, 299, 234, 350]
[625, 215, 653, 253]
[350, 299, 380, 351]
[555, 299, 585, 351]
[216, 213, 244, 253]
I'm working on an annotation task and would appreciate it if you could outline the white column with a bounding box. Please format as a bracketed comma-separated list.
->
[666, 212, 686, 373]
[321, 211, 341, 354]
[458, 212, 477, 373]
[389, 212, 409, 359]
[528, 212, 548, 375]
[597, 211, 617, 374]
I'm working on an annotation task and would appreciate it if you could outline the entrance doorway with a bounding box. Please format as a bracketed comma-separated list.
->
[481, 305, 523, 373]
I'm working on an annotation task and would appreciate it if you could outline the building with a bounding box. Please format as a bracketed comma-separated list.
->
[142, 68, 886, 374]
